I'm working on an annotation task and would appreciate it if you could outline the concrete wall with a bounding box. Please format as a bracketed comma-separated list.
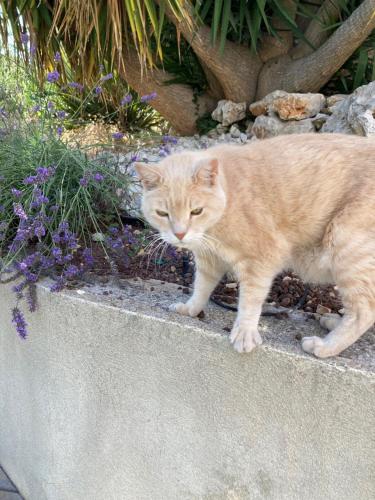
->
[0, 282, 374, 500]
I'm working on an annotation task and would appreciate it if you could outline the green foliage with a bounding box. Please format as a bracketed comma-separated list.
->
[324, 30, 375, 94]
[0, 95, 132, 257]
[195, 112, 218, 134]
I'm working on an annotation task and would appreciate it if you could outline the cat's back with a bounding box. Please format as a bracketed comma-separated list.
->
[212, 133, 375, 191]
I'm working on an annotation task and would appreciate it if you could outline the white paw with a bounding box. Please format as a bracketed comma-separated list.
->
[229, 321, 263, 353]
[301, 335, 331, 358]
[169, 302, 202, 317]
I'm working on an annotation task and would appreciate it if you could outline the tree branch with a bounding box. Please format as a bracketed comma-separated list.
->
[291, 0, 347, 59]
[257, 0, 375, 98]
[156, 0, 262, 103]
[120, 49, 216, 135]
[259, 0, 299, 62]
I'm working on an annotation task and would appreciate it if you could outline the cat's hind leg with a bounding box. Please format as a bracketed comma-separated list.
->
[320, 313, 341, 331]
[302, 217, 375, 358]
[302, 303, 375, 358]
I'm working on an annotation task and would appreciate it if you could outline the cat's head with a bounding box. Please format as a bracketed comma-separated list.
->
[135, 152, 226, 249]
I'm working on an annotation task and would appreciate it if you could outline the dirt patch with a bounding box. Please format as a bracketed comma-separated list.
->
[80, 230, 343, 315]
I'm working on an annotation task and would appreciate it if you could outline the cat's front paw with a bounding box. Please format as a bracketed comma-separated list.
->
[230, 321, 263, 353]
[169, 301, 202, 317]
[301, 336, 331, 358]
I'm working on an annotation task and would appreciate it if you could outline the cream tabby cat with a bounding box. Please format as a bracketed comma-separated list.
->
[135, 134, 375, 358]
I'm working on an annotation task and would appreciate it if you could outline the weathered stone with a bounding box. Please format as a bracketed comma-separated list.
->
[250, 90, 325, 120]
[322, 81, 375, 136]
[312, 113, 328, 131]
[239, 132, 248, 143]
[245, 121, 254, 138]
[252, 113, 315, 139]
[215, 123, 228, 134]
[229, 124, 241, 138]
[316, 304, 331, 315]
[211, 99, 247, 126]
[326, 94, 347, 108]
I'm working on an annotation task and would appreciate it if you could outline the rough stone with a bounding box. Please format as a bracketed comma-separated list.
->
[229, 124, 241, 138]
[326, 94, 347, 107]
[252, 113, 315, 139]
[311, 113, 328, 131]
[316, 304, 331, 315]
[250, 90, 325, 120]
[322, 81, 375, 136]
[211, 99, 247, 126]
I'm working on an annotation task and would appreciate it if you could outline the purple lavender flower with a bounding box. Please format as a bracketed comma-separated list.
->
[140, 92, 157, 102]
[46, 70, 60, 83]
[58, 221, 69, 232]
[34, 224, 46, 238]
[50, 277, 66, 293]
[47, 101, 54, 110]
[94, 173, 104, 182]
[50, 205, 60, 212]
[25, 271, 38, 283]
[12, 307, 27, 339]
[94, 86, 102, 95]
[64, 265, 79, 278]
[31, 105, 41, 113]
[52, 247, 62, 260]
[24, 166, 55, 185]
[36, 166, 55, 181]
[100, 73, 113, 82]
[54, 51, 61, 62]
[120, 94, 132, 105]
[83, 248, 94, 267]
[56, 111, 66, 119]
[130, 154, 139, 162]
[12, 281, 26, 295]
[40, 255, 54, 269]
[20, 32, 29, 44]
[26, 285, 37, 312]
[162, 135, 178, 145]
[79, 177, 88, 187]
[68, 82, 84, 92]
[30, 44, 36, 57]
[112, 132, 124, 140]
[13, 203, 28, 220]
[11, 188, 23, 198]
[57, 126, 63, 137]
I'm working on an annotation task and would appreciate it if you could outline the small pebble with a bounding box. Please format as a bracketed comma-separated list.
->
[316, 304, 331, 315]
[225, 282, 238, 289]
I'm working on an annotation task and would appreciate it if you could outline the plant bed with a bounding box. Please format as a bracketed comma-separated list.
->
[72, 224, 343, 318]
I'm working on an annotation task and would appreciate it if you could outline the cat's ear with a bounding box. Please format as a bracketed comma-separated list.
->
[134, 162, 163, 190]
[193, 158, 219, 187]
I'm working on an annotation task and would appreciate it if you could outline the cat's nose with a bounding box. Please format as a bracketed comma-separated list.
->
[174, 232, 186, 241]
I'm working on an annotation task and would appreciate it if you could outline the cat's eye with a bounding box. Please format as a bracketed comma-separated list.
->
[156, 209, 169, 217]
[191, 208, 203, 216]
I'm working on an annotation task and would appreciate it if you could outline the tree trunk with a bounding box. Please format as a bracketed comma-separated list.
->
[120, 50, 216, 135]
[122, 0, 375, 135]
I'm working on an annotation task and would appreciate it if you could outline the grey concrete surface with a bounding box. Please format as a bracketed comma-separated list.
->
[0, 279, 374, 500]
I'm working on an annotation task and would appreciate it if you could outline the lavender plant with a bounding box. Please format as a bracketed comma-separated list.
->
[0, 56, 161, 338]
